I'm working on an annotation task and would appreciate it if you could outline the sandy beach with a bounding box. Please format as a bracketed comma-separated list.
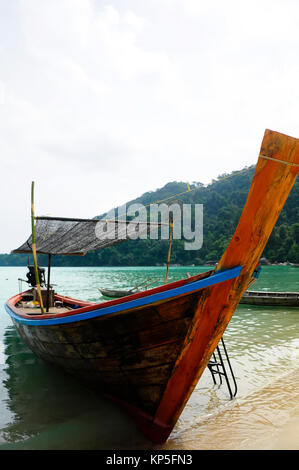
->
[159, 367, 299, 451]
[273, 411, 299, 450]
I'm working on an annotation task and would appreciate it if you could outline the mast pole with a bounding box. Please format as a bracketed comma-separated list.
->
[31, 181, 45, 314]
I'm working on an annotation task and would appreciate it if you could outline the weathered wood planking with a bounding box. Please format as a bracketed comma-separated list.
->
[12, 292, 201, 414]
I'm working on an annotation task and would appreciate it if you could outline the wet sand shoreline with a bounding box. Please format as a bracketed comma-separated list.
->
[159, 368, 299, 450]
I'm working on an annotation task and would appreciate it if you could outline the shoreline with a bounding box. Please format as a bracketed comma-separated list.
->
[160, 367, 299, 451]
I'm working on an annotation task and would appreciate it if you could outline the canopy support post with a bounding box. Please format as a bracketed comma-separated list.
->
[165, 222, 173, 284]
[31, 181, 45, 314]
[46, 254, 52, 313]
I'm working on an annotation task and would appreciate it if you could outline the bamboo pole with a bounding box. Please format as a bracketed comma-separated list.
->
[31, 181, 45, 314]
[46, 254, 52, 312]
[164, 222, 173, 284]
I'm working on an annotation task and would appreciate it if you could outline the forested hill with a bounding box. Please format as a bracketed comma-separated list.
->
[1, 165, 298, 266]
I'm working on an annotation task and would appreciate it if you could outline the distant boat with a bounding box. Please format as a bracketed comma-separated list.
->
[5, 129, 299, 444]
[99, 278, 154, 298]
[99, 287, 140, 298]
[240, 290, 299, 307]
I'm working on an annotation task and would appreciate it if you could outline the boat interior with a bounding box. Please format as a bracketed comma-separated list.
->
[11, 261, 217, 318]
[15, 288, 78, 315]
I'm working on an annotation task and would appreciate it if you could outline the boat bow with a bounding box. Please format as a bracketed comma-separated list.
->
[150, 129, 299, 441]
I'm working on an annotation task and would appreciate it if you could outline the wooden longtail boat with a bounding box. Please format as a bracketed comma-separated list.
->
[240, 290, 299, 307]
[5, 129, 299, 443]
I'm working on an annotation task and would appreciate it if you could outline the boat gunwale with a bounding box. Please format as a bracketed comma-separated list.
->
[5, 266, 242, 326]
[6, 269, 215, 319]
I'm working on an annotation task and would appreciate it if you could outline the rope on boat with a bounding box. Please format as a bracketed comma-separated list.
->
[259, 154, 299, 168]
[142, 167, 255, 209]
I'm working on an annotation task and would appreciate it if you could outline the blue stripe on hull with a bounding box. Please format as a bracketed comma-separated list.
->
[5, 266, 242, 326]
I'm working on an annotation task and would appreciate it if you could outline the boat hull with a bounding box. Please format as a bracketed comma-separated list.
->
[10, 292, 199, 417]
[5, 267, 241, 442]
[240, 291, 299, 307]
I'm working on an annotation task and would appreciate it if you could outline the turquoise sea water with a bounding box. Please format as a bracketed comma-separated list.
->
[0, 265, 298, 450]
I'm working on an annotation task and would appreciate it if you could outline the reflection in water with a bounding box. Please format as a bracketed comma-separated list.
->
[1, 327, 149, 450]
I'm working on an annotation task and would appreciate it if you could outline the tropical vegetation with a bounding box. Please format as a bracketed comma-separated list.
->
[1, 166, 298, 266]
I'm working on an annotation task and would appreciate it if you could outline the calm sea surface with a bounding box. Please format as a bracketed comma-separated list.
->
[0, 265, 298, 450]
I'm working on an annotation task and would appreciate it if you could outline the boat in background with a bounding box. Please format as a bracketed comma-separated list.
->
[99, 287, 140, 298]
[99, 278, 155, 298]
[240, 290, 299, 307]
[5, 129, 299, 443]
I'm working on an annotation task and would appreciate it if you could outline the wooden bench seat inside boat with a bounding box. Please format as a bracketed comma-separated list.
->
[16, 306, 72, 315]
[16, 287, 73, 315]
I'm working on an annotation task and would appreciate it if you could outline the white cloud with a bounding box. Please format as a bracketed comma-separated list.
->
[0, 0, 298, 252]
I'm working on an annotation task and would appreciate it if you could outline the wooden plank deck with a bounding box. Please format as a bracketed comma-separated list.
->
[16, 307, 71, 315]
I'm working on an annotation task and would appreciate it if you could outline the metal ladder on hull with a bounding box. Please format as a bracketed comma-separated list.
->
[208, 337, 237, 399]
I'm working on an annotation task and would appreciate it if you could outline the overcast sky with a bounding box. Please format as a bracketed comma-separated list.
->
[0, 0, 298, 253]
